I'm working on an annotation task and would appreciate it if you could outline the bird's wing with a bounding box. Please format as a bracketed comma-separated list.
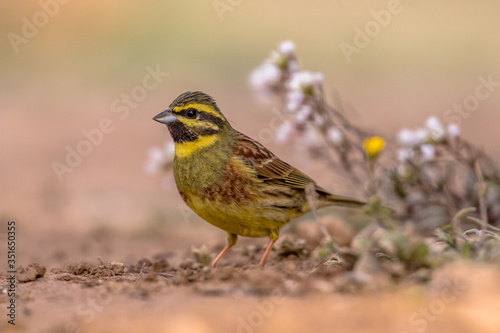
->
[233, 132, 366, 208]
[233, 132, 329, 193]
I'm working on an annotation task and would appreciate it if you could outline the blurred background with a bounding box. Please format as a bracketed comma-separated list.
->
[1, 0, 500, 259]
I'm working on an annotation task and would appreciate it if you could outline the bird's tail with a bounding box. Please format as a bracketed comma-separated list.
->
[310, 184, 366, 209]
[323, 192, 396, 216]
[323, 194, 367, 208]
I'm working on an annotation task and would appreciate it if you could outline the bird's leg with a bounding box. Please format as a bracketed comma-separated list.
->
[259, 229, 279, 266]
[212, 233, 237, 268]
[259, 239, 277, 266]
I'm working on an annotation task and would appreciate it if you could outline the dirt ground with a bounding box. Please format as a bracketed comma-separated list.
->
[1, 224, 500, 333]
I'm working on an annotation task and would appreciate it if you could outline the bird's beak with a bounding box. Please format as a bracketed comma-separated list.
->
[153, 109, 177, 124]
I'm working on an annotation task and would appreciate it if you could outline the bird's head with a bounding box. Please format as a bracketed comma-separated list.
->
[153, 91, 231, 144]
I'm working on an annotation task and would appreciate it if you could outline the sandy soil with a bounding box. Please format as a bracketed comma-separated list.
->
[1, 223, 500, 333]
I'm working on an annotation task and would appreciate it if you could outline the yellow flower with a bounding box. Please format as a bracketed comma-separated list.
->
[364, 136, 385, 158]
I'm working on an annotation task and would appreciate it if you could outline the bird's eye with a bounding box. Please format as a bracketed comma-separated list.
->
[186, 108, 197, 118]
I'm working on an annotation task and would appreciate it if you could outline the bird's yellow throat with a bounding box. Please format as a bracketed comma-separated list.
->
[174, 134, 219, 158]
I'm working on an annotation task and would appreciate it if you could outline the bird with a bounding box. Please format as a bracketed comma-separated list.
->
[153, 91, 366, 267]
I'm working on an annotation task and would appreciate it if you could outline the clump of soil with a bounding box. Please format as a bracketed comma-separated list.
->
[17, 263, 46, 282]
[50, 260, 126, 284]
[52, 260, 124, 277]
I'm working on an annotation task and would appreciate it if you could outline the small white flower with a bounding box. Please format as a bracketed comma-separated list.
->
[249, 62, 282, 104]
[163, 141, 175, 159]
[285, 89, 304, 111]
[420, 144, 435, 160]
[414, 128, 429, 145]
[313, 73, 324, 86]
[295, 105, 312, 123]
[278, 40, 295, 56]
[275, 121, 295, 143]
[249, 62, 281, 90]
[398, 128, 429, 146]
[312, 113, 325, 126]
[289, 71, 315, 91]
[425, 116, 446, 142]
[447, 123, 460, 138]
[304, 126, 323, 149]
[144, 147, 164, 174]
[267, 50, 282, 65]
[397, 148, 414, 162]
[397, 128, 415, 146]
[397, 128, 423, 147]
[327, 126, 343, 145]
[429, 128, 446, 142]
[287, 59, 299, 73]
[144, 142, 175, 174]
[425, 116, 443, 131]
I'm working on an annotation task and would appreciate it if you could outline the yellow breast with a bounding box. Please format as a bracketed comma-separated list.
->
[178, 157, 297, 237]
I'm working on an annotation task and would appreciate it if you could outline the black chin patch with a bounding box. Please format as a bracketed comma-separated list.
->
[166, 121, 198, 143]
